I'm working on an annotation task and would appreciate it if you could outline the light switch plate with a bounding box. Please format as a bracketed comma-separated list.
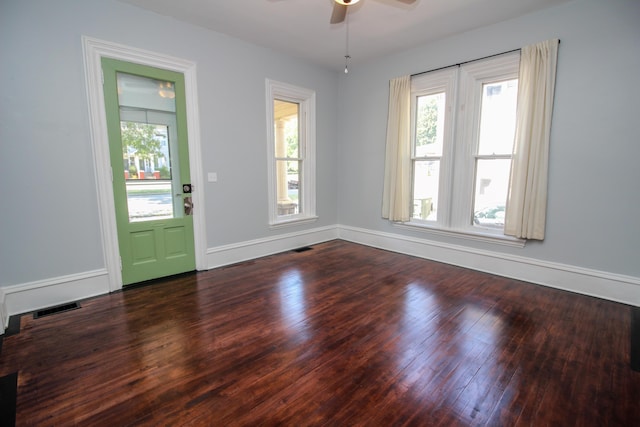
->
[208, 172, 217, 182]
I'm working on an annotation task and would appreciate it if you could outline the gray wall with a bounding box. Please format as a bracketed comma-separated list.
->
[0, 0, 340, 286]
[1, 0, 638, 291]
[337, 0, 640, 277]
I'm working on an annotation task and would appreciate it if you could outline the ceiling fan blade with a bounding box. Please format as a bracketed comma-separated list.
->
[395, 0, 417, 3]
[330, 3, 347, 24]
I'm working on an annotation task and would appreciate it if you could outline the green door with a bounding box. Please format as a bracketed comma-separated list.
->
[102, 58, 195, 285]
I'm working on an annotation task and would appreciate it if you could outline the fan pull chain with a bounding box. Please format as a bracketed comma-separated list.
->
[344, 15, 350, 74]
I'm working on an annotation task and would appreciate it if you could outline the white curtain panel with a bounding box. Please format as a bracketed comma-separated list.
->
[505, 39, 560, 240]
[382, 75, 411, 222]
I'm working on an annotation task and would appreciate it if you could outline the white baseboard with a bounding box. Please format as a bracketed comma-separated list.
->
[0, 226, 338, 334]
[2, 223, 637, 335]
[0, 288, 7, 334]
[206, 225, 339, 269]
[338, 225, 640, 307]
[1, 269, 111, 330]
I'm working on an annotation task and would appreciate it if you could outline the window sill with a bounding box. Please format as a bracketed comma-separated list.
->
[393, 221, 526, 248]
[269, 215, 319, 230]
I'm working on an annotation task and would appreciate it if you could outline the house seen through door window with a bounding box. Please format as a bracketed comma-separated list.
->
[117, 72, 182, 223]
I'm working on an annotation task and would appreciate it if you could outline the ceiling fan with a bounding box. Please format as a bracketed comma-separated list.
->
[331, 0, 417, 24]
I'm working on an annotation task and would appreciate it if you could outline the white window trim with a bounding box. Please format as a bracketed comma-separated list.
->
[452, 52, 520, 234]
[407, 52, 524, 245]
[265, 79, 317, 227]
[394, 221, 526, 248]
[410, 67, 458, 228]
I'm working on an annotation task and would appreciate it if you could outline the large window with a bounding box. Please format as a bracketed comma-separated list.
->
[266, 80, 316, 226]
[410, 52, 520, 236]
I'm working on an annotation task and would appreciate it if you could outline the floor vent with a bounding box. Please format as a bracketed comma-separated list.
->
[292, 246, 313, 253]
[34, 302, 81, 319]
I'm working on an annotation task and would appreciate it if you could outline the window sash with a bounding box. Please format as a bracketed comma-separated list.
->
[461, 57, 520, 232]
[410, 68, 457, 227]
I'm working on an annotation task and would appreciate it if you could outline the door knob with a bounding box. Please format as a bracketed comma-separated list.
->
[184, 197, 193, 215]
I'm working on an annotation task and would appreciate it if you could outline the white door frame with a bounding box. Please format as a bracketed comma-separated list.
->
[82, 36, 207, 292]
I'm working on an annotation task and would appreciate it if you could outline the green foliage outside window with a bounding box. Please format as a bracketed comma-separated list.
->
[120, 122, 165, 164]
[416, 97, 438, 147]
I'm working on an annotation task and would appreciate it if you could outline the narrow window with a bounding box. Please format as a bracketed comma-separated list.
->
[411, 92, 445, 221]
[274, 99, 301, 216]
[266, 80, 316, 226]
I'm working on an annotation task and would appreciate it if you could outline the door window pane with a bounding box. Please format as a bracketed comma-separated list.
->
[122, 122, 173, 222]
[117, 72, 179, 223]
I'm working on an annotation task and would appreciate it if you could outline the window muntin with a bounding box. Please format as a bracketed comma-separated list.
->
[410, 53, 520, 235]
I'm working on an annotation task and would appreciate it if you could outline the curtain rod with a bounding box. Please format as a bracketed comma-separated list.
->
[410, 40, 560, 78]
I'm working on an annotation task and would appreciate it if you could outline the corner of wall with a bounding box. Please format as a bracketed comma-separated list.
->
[0, 225, 339, 325]
[337, 225, 640, 307]
[3, 222, 636, 334]
[206, 225, 339, 269]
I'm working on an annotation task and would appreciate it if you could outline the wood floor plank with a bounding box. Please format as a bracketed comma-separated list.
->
[0, 240, 638, 426]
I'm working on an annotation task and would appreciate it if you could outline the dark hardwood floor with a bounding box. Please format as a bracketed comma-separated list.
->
[1, 240, 638, 426]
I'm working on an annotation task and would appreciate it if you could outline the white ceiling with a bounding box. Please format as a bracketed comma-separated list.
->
[117, 0, 571, 72]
